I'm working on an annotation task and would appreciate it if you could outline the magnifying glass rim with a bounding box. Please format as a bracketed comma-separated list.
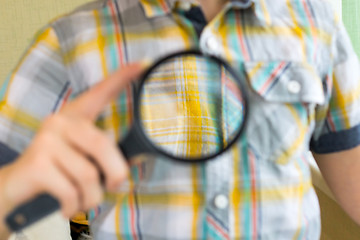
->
[133, 49, 249, 163]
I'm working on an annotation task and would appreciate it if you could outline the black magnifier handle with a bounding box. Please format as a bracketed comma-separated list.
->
[6, 194, 60, 232]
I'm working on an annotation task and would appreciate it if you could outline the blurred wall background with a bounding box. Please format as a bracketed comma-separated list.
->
[0, 0, 89, 81]
[343, 0, 360, 57]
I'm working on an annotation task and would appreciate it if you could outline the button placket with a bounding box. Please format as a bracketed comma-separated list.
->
[204, 152, 232, 239]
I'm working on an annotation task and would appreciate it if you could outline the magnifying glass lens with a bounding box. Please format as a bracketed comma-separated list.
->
[139, 54, 246, 161]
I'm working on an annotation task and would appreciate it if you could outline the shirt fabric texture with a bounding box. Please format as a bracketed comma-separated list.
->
[1, 0, 360, 239]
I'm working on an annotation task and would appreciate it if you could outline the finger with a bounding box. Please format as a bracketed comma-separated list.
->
[38, 164, 80, 218]
[64, 63, 145, 121]
[60, 118, 129, 191]
[52, 138, 104, 210]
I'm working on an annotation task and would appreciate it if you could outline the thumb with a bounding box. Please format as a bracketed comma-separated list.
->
[63, 63, 145, 121]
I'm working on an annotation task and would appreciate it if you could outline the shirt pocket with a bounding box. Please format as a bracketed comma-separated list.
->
[243, 61, 325, 164]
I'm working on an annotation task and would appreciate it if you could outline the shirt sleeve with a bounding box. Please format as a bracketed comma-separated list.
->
[310, 19, 360, 154]
[0, 25, 71, 164]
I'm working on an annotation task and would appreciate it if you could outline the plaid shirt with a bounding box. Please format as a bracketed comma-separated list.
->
[1, 0, 360, 239]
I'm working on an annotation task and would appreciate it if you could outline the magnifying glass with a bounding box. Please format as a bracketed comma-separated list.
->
[120, 50, 248, 162]
[6, 50, 248, 231]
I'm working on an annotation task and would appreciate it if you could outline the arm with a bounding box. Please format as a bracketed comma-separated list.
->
[310, 6, 360, 226]
[313, 148, 360, 225]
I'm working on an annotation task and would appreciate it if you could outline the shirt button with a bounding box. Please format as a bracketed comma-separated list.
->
[205, 37, 220, 53]
[178, 1, 191, 11]
[214, 194, 229, 209]
[287, 80, 301, 94]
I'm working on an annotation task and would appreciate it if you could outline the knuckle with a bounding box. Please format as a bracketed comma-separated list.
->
[107, 170, 127, 190]
[97, 133, 111, 146]
[92, 134, 111, 154]
[36, 131, 54, 145]
[61, 188, 79, 215]
[84, 188, 103, 210]
[41, 114, 70, 138]
[91, 194, 103, 209]
[29, 147, 48, 167]
[44, 114, 65, 128]
[31, 169, 47, 189]
[30, 133, 56, 162]
[64, 187, 78, 204]
[82, 164, 100, 184]
[95, 190, 103, 204]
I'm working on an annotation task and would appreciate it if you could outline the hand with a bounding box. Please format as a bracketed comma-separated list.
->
[0, 63, 145, 226]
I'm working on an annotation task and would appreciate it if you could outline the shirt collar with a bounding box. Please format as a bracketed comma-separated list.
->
[139, 0, 268, 25]
[139, 0, 180, 18]
[225, 0, 269, 25]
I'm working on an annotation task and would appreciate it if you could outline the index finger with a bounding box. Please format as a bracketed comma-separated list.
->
[63, 63, 145, 121]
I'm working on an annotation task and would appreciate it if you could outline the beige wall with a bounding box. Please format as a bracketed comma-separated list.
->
[316, 187, 360, 240]
[0, 0, 90, 81]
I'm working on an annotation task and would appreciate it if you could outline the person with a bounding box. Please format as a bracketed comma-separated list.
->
[1, 0, 360, 239]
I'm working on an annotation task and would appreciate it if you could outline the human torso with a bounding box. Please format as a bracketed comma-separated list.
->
[36, 0, 339, 238]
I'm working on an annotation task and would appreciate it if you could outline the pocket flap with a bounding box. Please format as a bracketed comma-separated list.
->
[244, 61, 325, 105]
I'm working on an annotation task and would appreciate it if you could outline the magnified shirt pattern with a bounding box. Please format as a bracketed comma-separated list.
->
[1, 0, 360, 239]
[140, 55, 245, 159]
